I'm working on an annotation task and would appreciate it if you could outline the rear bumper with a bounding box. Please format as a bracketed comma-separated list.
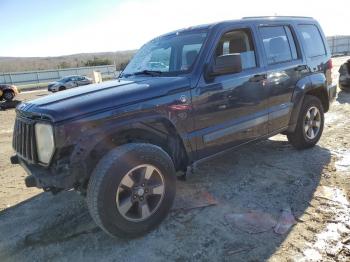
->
[327, 83, 337, 103]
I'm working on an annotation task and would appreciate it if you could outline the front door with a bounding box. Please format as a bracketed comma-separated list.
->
[191, 26, 269, 159]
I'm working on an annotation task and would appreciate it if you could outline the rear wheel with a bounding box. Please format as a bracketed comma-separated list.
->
[3, 91, 14, 101]
[287, 95, 324, 149]
[86, 143, 176, 238]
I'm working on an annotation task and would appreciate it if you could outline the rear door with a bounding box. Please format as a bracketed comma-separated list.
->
[191, 25, 269, 158]
[76, 76, 88, 86]
[296, 24, 330, 84]
[257, 24, 308, 132]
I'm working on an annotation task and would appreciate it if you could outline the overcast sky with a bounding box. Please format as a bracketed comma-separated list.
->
[1, 0, 349, 57]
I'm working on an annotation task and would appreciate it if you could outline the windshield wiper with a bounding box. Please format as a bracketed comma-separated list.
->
[123, 70, 163, 78]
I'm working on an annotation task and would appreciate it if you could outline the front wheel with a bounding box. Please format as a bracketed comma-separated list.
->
[3, 91, 15, 101]
[86, 143, 176, 238]
[287, 95, 324, 149]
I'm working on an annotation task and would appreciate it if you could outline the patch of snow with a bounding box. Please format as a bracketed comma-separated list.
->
[335, 152, 350, 172]
[300, 186, 350, 261]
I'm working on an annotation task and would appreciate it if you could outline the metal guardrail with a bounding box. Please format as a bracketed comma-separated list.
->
[0, 65, 118, 86]
[327, 36, 350, 56]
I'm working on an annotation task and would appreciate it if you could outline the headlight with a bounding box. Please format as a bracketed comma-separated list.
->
[35, 123, 55, 164]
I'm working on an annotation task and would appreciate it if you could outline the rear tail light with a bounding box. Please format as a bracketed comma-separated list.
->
[327, 58, 333, 70]
[326, 59, 333, 85]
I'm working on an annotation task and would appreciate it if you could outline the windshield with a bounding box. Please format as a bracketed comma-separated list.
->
[58, 77, 71, 83]
[122, 30, 208, 77]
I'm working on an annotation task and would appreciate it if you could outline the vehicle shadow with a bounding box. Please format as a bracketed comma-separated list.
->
[0, 137, 331, 261]
[187, 137, 331, 261]
[35, 93, 48, 97]
[336, 89, 350, 104]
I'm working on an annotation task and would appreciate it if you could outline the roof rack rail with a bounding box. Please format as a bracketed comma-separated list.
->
[242, 16, 313, 19]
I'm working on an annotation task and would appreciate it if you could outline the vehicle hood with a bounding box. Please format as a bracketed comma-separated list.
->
[48, 81, 60, 87]
[17, 77, 190, 123]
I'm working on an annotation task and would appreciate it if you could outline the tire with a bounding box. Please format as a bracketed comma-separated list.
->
[287, 95, 324, 149]
[58, 86, 66, 91]
[3, 90, 14, 101]
[86, 143, 176, 238]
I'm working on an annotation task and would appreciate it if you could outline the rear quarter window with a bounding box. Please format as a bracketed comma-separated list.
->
[298, 24, 326, 57]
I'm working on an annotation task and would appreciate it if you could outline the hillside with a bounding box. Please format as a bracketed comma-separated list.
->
[0, 50, 136, 73]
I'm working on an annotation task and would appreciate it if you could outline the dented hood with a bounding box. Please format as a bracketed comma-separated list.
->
[17, 77, 190, 123]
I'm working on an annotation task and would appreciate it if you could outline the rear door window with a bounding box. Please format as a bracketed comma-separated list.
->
[298, 24, 326, 57]
[259, 26, 298, 65]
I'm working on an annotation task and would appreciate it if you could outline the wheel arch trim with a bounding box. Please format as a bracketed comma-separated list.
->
[287, 74, 328, 133]
[67, 115, 192, 180]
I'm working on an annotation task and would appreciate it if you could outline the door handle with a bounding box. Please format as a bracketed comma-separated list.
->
[249, 74, 267, 82]
[295, 65, 308, 71]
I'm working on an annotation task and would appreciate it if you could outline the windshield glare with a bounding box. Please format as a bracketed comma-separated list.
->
[58, 77, 70, 83]
[122, 31, 208, 77]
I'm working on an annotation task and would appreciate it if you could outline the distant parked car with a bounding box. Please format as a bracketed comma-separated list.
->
[0, 84, 19, 101]
[48, 75, 92, 92]
[339, 59, 350, 92]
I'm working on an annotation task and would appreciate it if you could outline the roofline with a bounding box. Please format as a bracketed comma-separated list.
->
[151, 16, 318, 40]
[242, 16, 314, 20]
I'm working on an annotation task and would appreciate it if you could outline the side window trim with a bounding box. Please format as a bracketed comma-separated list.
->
[288, 25, 303, 60]
[211, 26, 259, 72]
[283, 26, 299, 60]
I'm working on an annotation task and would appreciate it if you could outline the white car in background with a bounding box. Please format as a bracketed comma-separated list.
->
[48, 75, 92, 92]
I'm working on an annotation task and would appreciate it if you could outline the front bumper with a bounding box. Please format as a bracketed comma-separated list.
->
[11, 155, 75, 190]
[48, 86, 58, 92]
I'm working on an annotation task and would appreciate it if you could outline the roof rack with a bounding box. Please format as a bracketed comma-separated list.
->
[242, 16, 313, 19]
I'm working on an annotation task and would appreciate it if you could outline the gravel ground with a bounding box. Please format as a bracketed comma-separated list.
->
[0, 58, 349, 261]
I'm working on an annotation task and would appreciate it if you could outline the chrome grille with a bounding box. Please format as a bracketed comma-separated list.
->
[12, 117, 37, 163]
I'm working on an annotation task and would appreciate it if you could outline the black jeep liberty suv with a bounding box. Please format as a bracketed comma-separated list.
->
[11, 16, 337, 238]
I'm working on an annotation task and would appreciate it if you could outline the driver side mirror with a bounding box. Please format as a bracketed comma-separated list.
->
[206, 53, 242, 80]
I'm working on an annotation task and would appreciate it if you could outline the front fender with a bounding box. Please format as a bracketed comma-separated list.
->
[69, 113, 190, 159]
[53, 92, 195, 183]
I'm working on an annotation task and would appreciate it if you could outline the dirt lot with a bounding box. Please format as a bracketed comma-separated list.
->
[0, 58, 350, 261]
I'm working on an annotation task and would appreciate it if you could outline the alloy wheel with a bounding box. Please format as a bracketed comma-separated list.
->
[303, 106, 321, 140]
[116, 164, 165, 222]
